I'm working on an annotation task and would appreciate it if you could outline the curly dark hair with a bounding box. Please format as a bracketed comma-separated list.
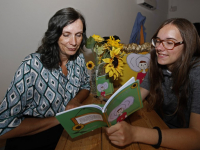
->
[147, 18, 200, 127]
[36, 7, 87, 70]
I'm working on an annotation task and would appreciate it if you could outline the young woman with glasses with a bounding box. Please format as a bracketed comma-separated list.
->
[105, 18, 200, 149]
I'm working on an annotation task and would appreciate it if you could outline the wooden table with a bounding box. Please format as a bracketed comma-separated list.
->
[55, 94, 171, 150]
[0, 139, 6, 148]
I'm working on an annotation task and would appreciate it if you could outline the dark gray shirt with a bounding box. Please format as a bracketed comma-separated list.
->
[141, 64, 200, 128]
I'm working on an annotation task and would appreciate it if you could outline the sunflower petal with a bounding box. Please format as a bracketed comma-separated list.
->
[105, 65, 112, 73]
[103, 58, 112, 63]
[109, 70, 114, 77]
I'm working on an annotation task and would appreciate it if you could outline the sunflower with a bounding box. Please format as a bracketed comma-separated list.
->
[72, 124, 84, 131]
[86, 61, 95, 70]
[131, 82, 138, 89]
[106, 36, 124, 49]
[102, 47, 124, 80]
[92, 34, 104, 42]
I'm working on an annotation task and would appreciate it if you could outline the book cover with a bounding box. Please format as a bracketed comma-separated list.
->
[56, 77, 143, 138]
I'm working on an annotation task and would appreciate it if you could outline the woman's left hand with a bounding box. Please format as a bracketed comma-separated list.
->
[65, 89, 90, 110]
[65, 98, 82, 110]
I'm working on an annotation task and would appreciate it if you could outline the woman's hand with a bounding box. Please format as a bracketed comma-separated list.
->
[105, 121, 136, 146]
[65, 98, 82, 110]
[65, 89, 90, 110]
[0, 117, 60, 140]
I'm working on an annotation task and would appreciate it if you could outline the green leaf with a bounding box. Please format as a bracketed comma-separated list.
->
[85, 36, 96, 49]
[102, 50, 111, 59]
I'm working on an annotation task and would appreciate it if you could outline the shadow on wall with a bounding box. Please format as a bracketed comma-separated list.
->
[194, 23, 200, 37]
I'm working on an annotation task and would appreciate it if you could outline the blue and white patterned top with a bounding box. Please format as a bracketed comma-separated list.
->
[0, 53, 90, 136]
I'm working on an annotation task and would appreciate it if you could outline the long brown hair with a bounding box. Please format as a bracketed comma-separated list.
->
[36, 7, 87, 70]
[147, 18, 200, 126]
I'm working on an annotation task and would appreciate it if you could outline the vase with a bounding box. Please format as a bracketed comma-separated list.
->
[90, 67, 97, 95]
[90, 63, 114, 101]
[90, 65, 107, 101]
[96, 63, 106, 76]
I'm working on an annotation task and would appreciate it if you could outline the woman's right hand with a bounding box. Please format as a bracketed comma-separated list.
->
[0, 117, 60, 140]
[104, 121, 136, 146]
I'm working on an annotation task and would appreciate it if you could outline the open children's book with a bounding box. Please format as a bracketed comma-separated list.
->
[56, 77, 143, 138]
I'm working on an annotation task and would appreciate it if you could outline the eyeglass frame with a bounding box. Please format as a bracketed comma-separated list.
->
[151, 38, 184, 50]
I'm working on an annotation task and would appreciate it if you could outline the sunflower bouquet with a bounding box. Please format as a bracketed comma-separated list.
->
[85, 34, 125, 80]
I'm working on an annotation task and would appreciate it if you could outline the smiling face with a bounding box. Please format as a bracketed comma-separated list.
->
[58, 19, 83, 61]
[156, 24, 184, 71]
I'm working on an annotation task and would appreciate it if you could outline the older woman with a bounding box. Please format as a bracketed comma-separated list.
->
[106, 18, 200, 149]
[0, 7, 90, 150]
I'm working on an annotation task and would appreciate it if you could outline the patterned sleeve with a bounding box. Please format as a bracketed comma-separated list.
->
[79, 53, 90, 91]
[0, 55, 31, 136]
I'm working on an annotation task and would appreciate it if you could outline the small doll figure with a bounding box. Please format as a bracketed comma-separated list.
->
[136, 60, 148, 84]
[108, 96, 134, 123]
[97, 82, 108, 97]
[127, 53, 150, 84]
[100, 85, 106, 96]
[116, 107, 127, 122]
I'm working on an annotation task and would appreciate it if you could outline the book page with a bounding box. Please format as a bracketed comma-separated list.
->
[102, 77, 135, 112]
[102, 79, 143, 126]
[56, 104, 107, 138]
[56, 104, 103, 116]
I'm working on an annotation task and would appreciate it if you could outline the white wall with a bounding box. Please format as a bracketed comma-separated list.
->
[168, 0, 200, 23]
[0, 0, 168, 101]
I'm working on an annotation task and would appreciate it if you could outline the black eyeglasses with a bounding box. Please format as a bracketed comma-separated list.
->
[151, 38, 184, 50]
